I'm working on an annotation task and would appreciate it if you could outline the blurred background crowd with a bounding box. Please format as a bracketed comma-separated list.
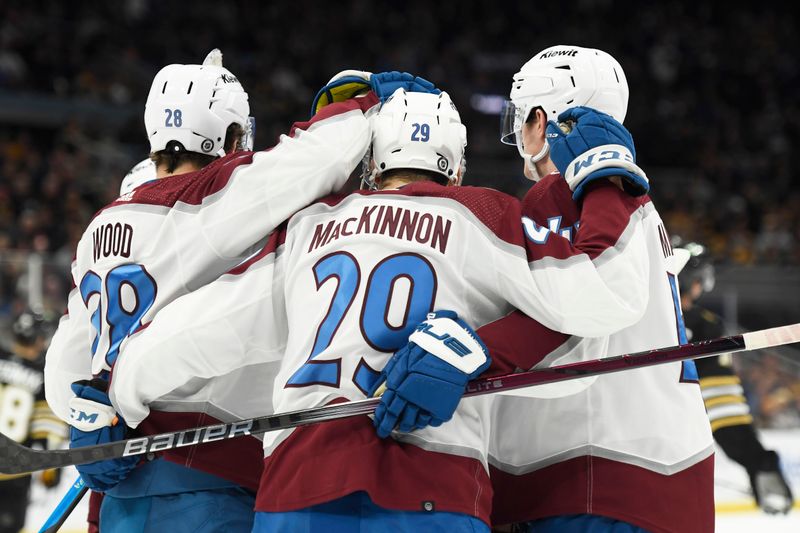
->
[0, 0, 798, 428]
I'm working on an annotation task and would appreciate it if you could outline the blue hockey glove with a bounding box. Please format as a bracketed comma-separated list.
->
[369, 71, 440, 103]
[311, 70, 440, 116]
[369, 310, 490, 439]
[546, 106, 649, 200]
[69, 379, 138, 492]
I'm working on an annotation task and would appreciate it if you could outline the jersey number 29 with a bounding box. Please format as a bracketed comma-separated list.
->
[287, 252, 437, 390]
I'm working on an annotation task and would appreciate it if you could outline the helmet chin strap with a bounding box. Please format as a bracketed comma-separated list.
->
[525, 140, 550, 182]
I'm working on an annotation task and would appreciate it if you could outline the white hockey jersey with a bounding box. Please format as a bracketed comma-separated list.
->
[112, 178, 653, 523]
[485, 175, 714, 533]
[43, 94, 377, 488]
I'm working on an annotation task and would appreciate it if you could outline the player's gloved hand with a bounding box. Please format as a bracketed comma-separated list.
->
[69, 379, 138, 492]
[369, 310, 490, 438]
[546, 106, 649, 200]
[369, 71, 440, 102]
[311, 69, 373, 116]
[748, 450, 794, 514]
[311, 70, 440, 115]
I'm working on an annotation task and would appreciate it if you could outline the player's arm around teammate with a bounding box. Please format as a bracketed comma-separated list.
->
[43, 57, 381, 425]
[43, 57, 434, 533]
[109, 77, 644, 533]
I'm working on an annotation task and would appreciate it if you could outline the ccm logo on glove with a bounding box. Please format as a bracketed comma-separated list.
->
[566, 144, 634, 182]
[69, 397, 118, 432]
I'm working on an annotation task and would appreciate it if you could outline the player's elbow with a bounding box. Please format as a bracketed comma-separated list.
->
[597, 281, 650, 335]
[44, 363, 90, 424]
[43, 376, 72, 424]
[560, 287, 649, 338]
[108, 379, 148, 429]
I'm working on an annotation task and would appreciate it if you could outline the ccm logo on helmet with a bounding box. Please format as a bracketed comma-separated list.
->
[539, 49, 579, 59]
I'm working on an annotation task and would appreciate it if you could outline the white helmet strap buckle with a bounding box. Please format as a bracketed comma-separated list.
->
[525, 140, 550, 182]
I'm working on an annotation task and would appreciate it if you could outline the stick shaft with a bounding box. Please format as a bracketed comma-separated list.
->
[38, 476, 88, 533]
[463, 323, 800, 397]
[2, 323, 799, 475]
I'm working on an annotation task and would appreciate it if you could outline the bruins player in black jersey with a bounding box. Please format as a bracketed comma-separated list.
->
[0, 310, 67, 533]
[675, 239, 794, 514]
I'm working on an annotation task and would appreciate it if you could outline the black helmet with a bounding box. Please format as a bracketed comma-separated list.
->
[671, 236, 715, 294]
[12, 310, 46, 345]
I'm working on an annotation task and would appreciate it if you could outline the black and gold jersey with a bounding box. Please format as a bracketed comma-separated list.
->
[0, 348, 67, 481]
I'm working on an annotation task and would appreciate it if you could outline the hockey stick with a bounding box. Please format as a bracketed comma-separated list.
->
[38, 476, 88, 533]
[2, 322, 798, 475]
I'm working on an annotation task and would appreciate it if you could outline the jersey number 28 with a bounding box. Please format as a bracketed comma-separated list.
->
[79, 264, 157, 369]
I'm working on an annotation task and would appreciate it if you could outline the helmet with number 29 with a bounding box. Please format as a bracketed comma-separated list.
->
[144, 49, 253, 158]
[501, 45, 629, 171]
[367, 89, 467, 188]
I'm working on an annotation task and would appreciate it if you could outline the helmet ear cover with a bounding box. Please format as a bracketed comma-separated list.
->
[151, 123, 245, 173]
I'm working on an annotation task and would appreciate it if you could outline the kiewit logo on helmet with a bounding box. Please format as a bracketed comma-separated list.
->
[219, 73, 239, 84]
[540, 49, 579, 59]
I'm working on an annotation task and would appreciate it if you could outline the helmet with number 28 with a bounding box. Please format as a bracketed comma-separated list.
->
[501, 45, 629, 164]
[367, 89, 467, 188]
[144, 49, 253, 158]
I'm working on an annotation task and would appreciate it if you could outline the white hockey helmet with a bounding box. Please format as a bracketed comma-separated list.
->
[368, 89, 467, 187]
[501, 45, 629, 158]
[144, 49, 252, 158]
[119, 158, 157, 195]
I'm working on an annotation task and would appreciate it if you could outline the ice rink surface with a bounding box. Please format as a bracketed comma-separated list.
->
[715, 512, 800, 533]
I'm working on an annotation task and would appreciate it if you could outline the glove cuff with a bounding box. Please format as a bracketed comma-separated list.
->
[325, 70, 372, 85]
[69, 397, 118, 432]
[564, 144, 649, 200]
[408, 316, 488, 376]
[310, 75, 371, 116]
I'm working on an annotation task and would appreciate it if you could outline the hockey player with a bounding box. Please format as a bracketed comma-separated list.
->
[118, 158, 156, 196]
[107, 76, 659, 531]
[487, 45, 715, 533]
[43, 52, 433, 531]
[0, 310, 66, 533]
[674, 238, 794, 514]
